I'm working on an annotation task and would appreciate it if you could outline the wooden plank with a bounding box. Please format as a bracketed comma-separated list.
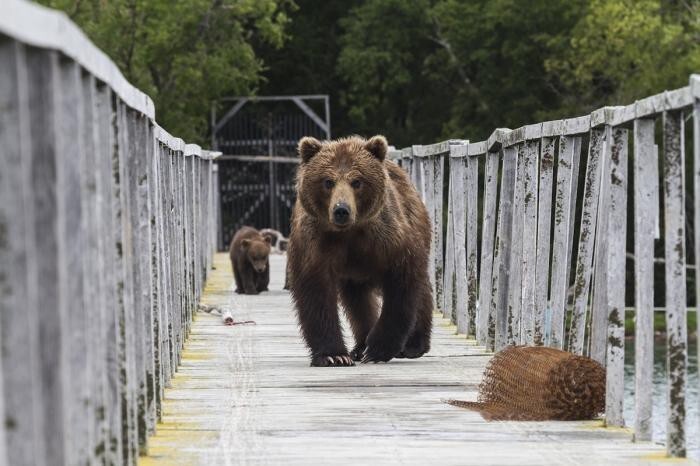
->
[116, 102, 138, 465]
[507, 144, 526, 344]
[451, 154, 468, 333]
[443, 158, 456, 322]
[549, 136, 576, 348]
[422, 154, 436, 308]
[604, 128, 628, 427]
[57, 58, 90, 465]
[520, 140, 539, 345]
[124, 110, 148, 458]
[465, 153, 479, 337]
[590, 126, 614, 365]
[0, 39, 45, 466]
[29, 48, 69, 466]
[147, 126, 162, 431]
[566, 137, 583, 288]
[477, 152, 499, 347]
[633, 118, 656, 441]
[82, 72, 109, 464]
[662, 109, 688, 457]
[534, 137, 555, 345]
[568, 128, 605, 355]
[433, 153, 446, 314]
[135, 116, 155, 450]
[493, 147, 517, 350]
[97, 83, 123, 464]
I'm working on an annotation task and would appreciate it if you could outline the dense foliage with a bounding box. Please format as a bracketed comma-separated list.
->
[38, 0, 294, 143]
[42, 0, 699, 146]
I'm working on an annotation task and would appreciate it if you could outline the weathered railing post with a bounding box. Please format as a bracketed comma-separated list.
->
[662, 95, 688, 458]
[475, 131, 506, 349]
[446, 142, 468, 331]
[0, 2, 220, 464]
[548, 117, 586, 349]
[568, 120, 606, 355]
[632, 111, 657, 441]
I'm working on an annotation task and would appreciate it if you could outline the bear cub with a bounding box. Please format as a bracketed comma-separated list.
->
[229, 226, 271, 295]
[287, 135, 433, 367]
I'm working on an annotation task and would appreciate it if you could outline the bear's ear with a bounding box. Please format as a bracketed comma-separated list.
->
[364, 135, 388, 161]
[241, 239, 251, 249]
[298, 137, 323, 164]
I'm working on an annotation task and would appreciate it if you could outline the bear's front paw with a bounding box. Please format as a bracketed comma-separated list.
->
[350, 345, 366, 362]
[310, 354, 355, 367]
[362, 338, 403, 363]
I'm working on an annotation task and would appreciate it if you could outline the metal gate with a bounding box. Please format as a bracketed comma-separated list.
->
[212, 95, 330, 249]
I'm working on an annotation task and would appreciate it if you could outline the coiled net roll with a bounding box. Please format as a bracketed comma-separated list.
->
[446, 345, 606, 421]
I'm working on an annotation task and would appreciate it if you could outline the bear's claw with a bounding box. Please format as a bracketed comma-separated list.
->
[311, 354, 354, 367]
[361, 346, 395, 364]
[350, 345, 366, 361]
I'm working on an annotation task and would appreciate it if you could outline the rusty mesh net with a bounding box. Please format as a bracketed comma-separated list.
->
[446, 345, 606, 421]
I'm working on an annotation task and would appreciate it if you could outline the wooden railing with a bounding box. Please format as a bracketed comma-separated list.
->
[389, 79, 699, 457]
[0, 1, 219, 465]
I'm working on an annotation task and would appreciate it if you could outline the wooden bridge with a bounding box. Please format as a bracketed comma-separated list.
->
[0, 1, 698, 465]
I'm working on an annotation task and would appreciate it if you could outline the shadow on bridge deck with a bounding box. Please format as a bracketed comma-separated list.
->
[141, 254, 677, 466]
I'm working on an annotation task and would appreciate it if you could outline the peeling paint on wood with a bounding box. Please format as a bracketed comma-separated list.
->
[569, 129, 605, 355]
[604, 127, 628, 428]
[662, 110, 687, 458]
[494, 147, 517, 351]
[465, 154, 479, 337]
[633, 118, 656, 442]
[507, 144, 526, 345]
[549, 136, 577, 349]
[534, 137, 555, 346]
[589, 125, 613, 366]
[477, 152, 499, 348]
[520, 140, 539, 345]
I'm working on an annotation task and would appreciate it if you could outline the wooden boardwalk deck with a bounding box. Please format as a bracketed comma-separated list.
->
[141, 254, 683, 465]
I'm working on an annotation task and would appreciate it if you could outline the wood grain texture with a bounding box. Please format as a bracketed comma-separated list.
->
[507, 144, 525, 345]
[443, 158, 456, 322]
[141, 254, 673, 465]
[534, 137, 555, 346]
[465, 154, 479, 337]
[604, 128, 628, 428]
[520, 140, 539, 345]
[590, 126, 613, 366]
[494, 147, 517, 352]
[633, 118, 656, 441]
[662, 110, 688, 457]
[477, 152, 499, 348]
[569, 129, 605, 355]
[433, 153, 446, 315]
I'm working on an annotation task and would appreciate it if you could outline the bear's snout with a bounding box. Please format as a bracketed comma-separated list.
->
[332, 202, 351, 226]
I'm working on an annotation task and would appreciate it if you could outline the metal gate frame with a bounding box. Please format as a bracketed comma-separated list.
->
[211, 95, 331, 249]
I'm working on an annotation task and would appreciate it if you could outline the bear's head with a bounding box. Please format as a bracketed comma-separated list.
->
[296, 135, 388, 230]
[241, 235, 271, 272]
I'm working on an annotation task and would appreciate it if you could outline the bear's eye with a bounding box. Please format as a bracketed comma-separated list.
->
[324, 179, 335, 190]
[351, 179, 362, 189]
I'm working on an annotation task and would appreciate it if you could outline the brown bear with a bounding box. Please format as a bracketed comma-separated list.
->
[229, 226, 271, 295]
[287, 135, 433, 367]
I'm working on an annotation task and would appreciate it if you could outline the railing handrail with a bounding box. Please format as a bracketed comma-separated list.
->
[392, 75, 699, 458]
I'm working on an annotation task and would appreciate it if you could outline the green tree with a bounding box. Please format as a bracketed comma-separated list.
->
[38, 0, 294, 144]
[545, 0, 700, 115]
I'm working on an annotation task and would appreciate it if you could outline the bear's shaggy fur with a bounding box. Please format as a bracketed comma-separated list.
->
[287, 135, 433, 367]
[229, 226, 271, 295]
